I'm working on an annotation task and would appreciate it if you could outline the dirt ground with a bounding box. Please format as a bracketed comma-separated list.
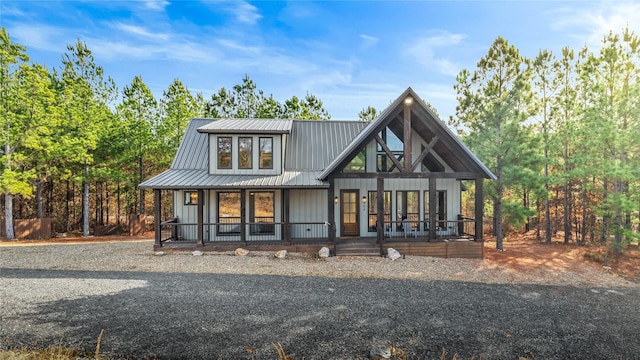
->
[3, 231, 640, 281]
[483, 231, 640, 281]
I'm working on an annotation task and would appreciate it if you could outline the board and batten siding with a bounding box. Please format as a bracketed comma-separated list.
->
[208, 134, 282, 176]
[333, 178, 460, 237]
[289, 189, 329, 238]
[173, 190, 209, 240]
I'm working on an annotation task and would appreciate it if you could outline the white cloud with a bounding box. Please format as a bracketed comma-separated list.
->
[359, 34, 379, 50]
[407, 31, 466, 77]
[220, 1, 262, 25]
[144, 0, 170, 11]
[9, 24, 65, 52]
[550, 2, 640, 49]
[113, 23, 169, 41]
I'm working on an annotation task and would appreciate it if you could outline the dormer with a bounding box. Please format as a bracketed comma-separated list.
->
[197, 119, 292, 176]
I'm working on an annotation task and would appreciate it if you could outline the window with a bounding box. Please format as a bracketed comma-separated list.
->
[250, 192, 275, 234]
[259, 137, 273, 169]
[217, 137, 232, 169]
[184, 191, 198, 205]
[424, 190, 447, 230]
[239, 137, 253, 169]
[376, 127, 403, 173]
[344, 149, 366, 172]
[368, 191, 391, 232]
[217, 192, 241, 234]
[396, 191, 419, 230]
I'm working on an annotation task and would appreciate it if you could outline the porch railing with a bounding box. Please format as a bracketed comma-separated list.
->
[159, 220, 331, 244]
[381, 217, 476, 240]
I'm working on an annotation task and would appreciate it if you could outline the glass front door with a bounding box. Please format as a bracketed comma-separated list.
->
[340, 190, 359, 236]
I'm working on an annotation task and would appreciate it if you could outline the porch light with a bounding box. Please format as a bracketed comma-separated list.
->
[334, 196, 339, 204]
[362, 196, 367, 204]
[404, 96, 413, 105]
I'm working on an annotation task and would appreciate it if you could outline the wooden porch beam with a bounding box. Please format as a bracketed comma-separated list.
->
[403, 106, 412, 172]
[283, 189, 290, 243]
[410, 136, 439, 172]
[240, 190, 246, 245]
[154, 189, 161, 247]
[197, 189, 204, 246]
[475, 178, 484, 241]
[429, 177, 437, 241]
[376, 177, 384, 245]
[333, 171, 486, 179]
[328, 180, 336, 247]
[374, 134, 404, 172]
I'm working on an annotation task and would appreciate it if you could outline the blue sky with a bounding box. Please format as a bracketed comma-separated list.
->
[2, 0, 639, 120]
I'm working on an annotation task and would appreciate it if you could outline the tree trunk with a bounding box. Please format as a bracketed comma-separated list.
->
[139, 156, 145, 215]
[36, 178, 43, 219]
[5, 193, 14, 239]
[82, 164, 90, 236]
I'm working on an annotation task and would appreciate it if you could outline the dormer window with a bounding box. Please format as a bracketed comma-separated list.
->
[259, 137, 273, 169]
[239, 137, 253, 169]
[217, 137, 232, 169]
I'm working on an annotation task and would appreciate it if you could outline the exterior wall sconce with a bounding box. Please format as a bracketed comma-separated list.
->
[334, 196, 339, 204]
[362, 196, 367, 204]
[404, 96, 413, 105]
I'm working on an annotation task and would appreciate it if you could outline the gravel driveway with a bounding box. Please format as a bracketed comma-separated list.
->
[1, 241, 639, 359]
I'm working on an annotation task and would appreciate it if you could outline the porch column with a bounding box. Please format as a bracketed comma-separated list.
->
[197, 189, 204, 246]
[240, 190, 247, 245]
[328, 179, 336, 244]
[376, 177, 384, 244]
[154, 189, 161, 247]
[403, 102, 412, 172]
[283, 189, 290, 243]
[429, 177, 437, 241]
[475, 178, 484, 241]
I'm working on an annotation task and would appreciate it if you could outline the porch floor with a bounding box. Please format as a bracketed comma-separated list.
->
[155, 236, 483, 259]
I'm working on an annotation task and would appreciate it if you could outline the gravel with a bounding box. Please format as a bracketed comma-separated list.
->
[0, 240, 634, 287]
[1, 240, 639, 359]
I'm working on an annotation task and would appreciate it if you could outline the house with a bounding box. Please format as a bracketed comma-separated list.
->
[139, 88, 495, 258]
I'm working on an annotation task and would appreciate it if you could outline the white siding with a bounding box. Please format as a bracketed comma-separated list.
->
[289, 189, 329, 238]
[332, 178, 461, 237]
[174, 190, 209, 240]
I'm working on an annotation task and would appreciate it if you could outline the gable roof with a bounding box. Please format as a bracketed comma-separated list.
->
[197, 118, 293, 134]
[318, 87, 496, 180]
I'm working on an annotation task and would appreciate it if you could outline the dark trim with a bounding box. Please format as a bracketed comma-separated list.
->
[333, 172, 486, 179]
[411, 136, 439, 172]
[259, 137, 274, 169]
[240, 190, 247, 244]
[217, 136, 233, 169]
[154, 189, 161, 246]
[429, 178, 437, 241]
[197, 189, 204, 245]
[283, 189, 290, 242]
[374, 134, 404, 171]
[238, 136, 253, 169]
[376, 178, 384, 245]
[475, 178, 484, 241]
[403, 106, 412, 172]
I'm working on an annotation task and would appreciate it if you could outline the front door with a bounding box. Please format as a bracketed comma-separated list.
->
[340, 190, 359, 236]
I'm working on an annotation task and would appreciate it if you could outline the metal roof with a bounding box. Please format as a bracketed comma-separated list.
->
[285, 120, 368, 171]
[171, 118, 211, 170]
[139, 169, 327, 189]
[197, 118, 293, 134]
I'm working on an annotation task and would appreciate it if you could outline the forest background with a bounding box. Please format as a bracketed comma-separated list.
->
[1, 26, 638, 254]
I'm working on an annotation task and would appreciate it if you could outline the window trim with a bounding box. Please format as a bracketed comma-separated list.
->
[184, 191, 198, 205]
[217, 136, 232, 169]
[259, 137, 273, 169]
[424, 190, 447, 231]
[249, 191, 275, 235]
[367, 190, 391, 232]
[396, 190, 420, 230]
[217, 191, 241, 234]
[238, 136, 253, 169]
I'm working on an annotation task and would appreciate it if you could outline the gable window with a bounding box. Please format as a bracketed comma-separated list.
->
[396, 191, 419, 229]
[424, 190, 447, 231]
[376, 128, 403, 173]
[259, 137, 273, 169]
[217, 137, 232, 169]
[184, 191, 198, 205]
[250, 192, 275, 234]
[344, 149, 366, 172]
[217, 192, 241, 234]
[239, 137, 253, 169]
[368, 191, 391, 232]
